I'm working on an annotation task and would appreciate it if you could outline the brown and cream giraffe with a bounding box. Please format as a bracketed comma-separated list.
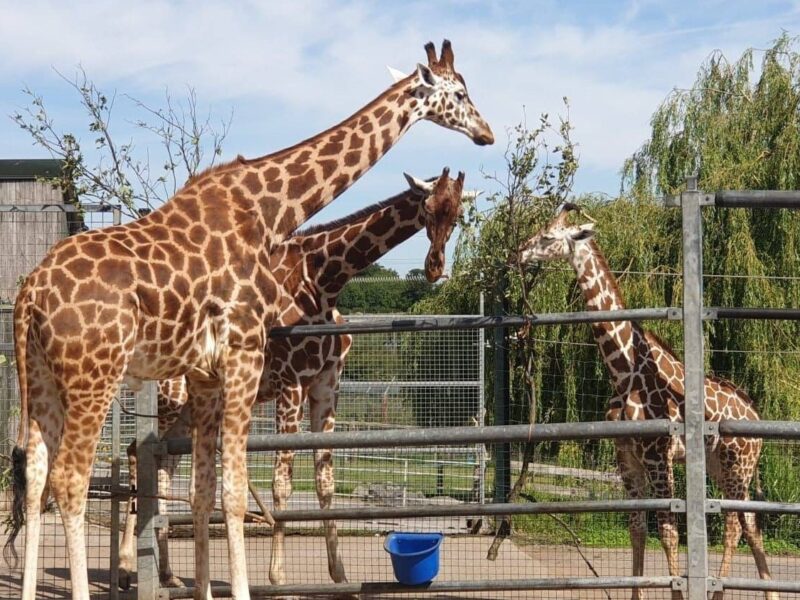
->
[6, 40, 493, 600]
[117, 168, 475, 590]
[518, 204, 777, 600]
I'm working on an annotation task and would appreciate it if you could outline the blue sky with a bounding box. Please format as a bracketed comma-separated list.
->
[1, 0, 799, 274]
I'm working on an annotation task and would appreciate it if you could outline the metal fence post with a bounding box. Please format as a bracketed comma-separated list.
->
[493, 272, 511, 503]
[681, 175, 708, 598]
[478, 293, 487, 504]
[109, 397, 121, 600]
[136, 381, 160, 600]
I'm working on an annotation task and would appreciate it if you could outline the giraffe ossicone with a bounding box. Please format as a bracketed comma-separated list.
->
[116, 167, 472, 590]
[519, 204, 777, 600]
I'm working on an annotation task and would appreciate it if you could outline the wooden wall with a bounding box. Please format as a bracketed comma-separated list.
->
[0, 179, 67, 305]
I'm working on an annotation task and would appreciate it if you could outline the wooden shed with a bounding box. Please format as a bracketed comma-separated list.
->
[0, 159, 71, 305]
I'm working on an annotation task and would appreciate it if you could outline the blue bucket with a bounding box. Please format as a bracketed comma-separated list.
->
[383, 531, 444, 585]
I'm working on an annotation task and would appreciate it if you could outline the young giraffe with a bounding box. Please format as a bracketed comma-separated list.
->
[6, 40, 493, 600]
[117, 169, 474, 589]
[518, 204, 777, 600]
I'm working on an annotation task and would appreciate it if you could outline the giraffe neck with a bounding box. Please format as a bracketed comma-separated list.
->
[570, 240, 641, 390]
[283, 189, 426, 299]
[197, 75, 423, 242]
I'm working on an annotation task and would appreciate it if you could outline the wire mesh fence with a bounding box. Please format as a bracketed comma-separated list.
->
[2, 188, 800, 599]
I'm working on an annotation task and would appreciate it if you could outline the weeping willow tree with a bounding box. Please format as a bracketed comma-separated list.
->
[624, 34, 800, 424]
[622, 36, 800, 521]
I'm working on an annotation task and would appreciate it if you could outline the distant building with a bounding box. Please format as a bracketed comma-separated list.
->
[0, 159, 79, 304]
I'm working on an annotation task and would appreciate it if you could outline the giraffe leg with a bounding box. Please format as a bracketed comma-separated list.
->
[158, 450, 185, 588]
[309, 365, 348, 586]
[269, 384, 301, 589]
[49, 387, 117, 600]
[646, 447, 683, 600]
[616, 441, 650, 600]
[20, 369, 63, 600]
[119, 440, 138, 590]
[187, 379, 223, 600]
[219, 347, 264, 600]
[711, 511, 742, 600]
[739, 508, 778, 600]
[715, 439, 777, 600]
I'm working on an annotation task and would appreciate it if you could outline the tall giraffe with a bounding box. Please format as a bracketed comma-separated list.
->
[518, 204, 776, 600]
[117, 168, 474, 588]
[6, 40, 493, 600]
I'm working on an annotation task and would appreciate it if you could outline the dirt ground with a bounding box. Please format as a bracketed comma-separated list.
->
[1, 512, 797, 599]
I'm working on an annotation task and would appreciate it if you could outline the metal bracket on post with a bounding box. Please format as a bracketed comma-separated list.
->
[136, 381, 160, 600]
[702, 308, 718, 321]
[671, 499, 687, 513]
[154, 515, 170, 530]
[667, 308, 683, 321]
[707, 577, 724, 593]
[706, 500, 722, 514]
[672, 577, 688, 591]
[699, 193, 716, 206]
[704, 421, 720, 436]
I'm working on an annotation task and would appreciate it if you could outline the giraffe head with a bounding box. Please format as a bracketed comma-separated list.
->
[393, 40, 494, 146]
[518, 203, 596, 263]
[405, 167, 479, 282]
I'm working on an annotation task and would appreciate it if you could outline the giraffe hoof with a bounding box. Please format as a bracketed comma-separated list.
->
[118, 568, 132, 590]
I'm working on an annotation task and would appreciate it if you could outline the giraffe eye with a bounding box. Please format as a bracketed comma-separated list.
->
[540, 235, 556, 246]
[455, 91, 466, 102]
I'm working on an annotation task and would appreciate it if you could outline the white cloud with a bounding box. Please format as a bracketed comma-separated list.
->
[0, 0, 790, 190]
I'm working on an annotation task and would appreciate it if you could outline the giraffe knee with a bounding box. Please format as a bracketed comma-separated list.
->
[629, 511, 646, 532]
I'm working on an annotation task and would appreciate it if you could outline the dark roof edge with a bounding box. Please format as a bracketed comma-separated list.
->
[0, 159, 64, 181]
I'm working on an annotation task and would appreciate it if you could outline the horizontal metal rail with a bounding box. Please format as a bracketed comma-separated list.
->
[0, 202, 120, 212]
[721, 577, 800, 593]
[716, 419, 800, 439]
[707, 307, 800, 321]
[162, 576, 680, 598]
[339, 380, 480, 389]
[714, 190, 800, 209]
[165, 498, 683, 526]
[268, 307, 677, 337]
[712, 499, 800, 514]
[164, 419, 682, 456]
[0, 203, 79, 212]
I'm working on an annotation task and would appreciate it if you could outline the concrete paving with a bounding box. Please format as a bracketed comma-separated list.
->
[0, 512, 796, 599]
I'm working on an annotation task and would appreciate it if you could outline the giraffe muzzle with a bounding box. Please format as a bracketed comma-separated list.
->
[472, 127, 495, 146]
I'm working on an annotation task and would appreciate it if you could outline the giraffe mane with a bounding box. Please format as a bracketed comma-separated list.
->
[181, 77, 416, 191]
[292, 177, 436, 237]
[293, 194, 407, 237]
[643, 330, 680, 362]
[586, 240, 626, 307]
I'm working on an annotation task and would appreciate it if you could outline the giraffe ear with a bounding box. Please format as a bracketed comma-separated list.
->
[386, 66, 407, 83]
[570, 223, 596, 241]
[415, 63, 439, 89]
[405, 172, 435, 195]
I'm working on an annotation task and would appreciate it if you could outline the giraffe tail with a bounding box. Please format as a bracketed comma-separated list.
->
[754, 467, 765, 502]
[4, 283, 33, 568]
